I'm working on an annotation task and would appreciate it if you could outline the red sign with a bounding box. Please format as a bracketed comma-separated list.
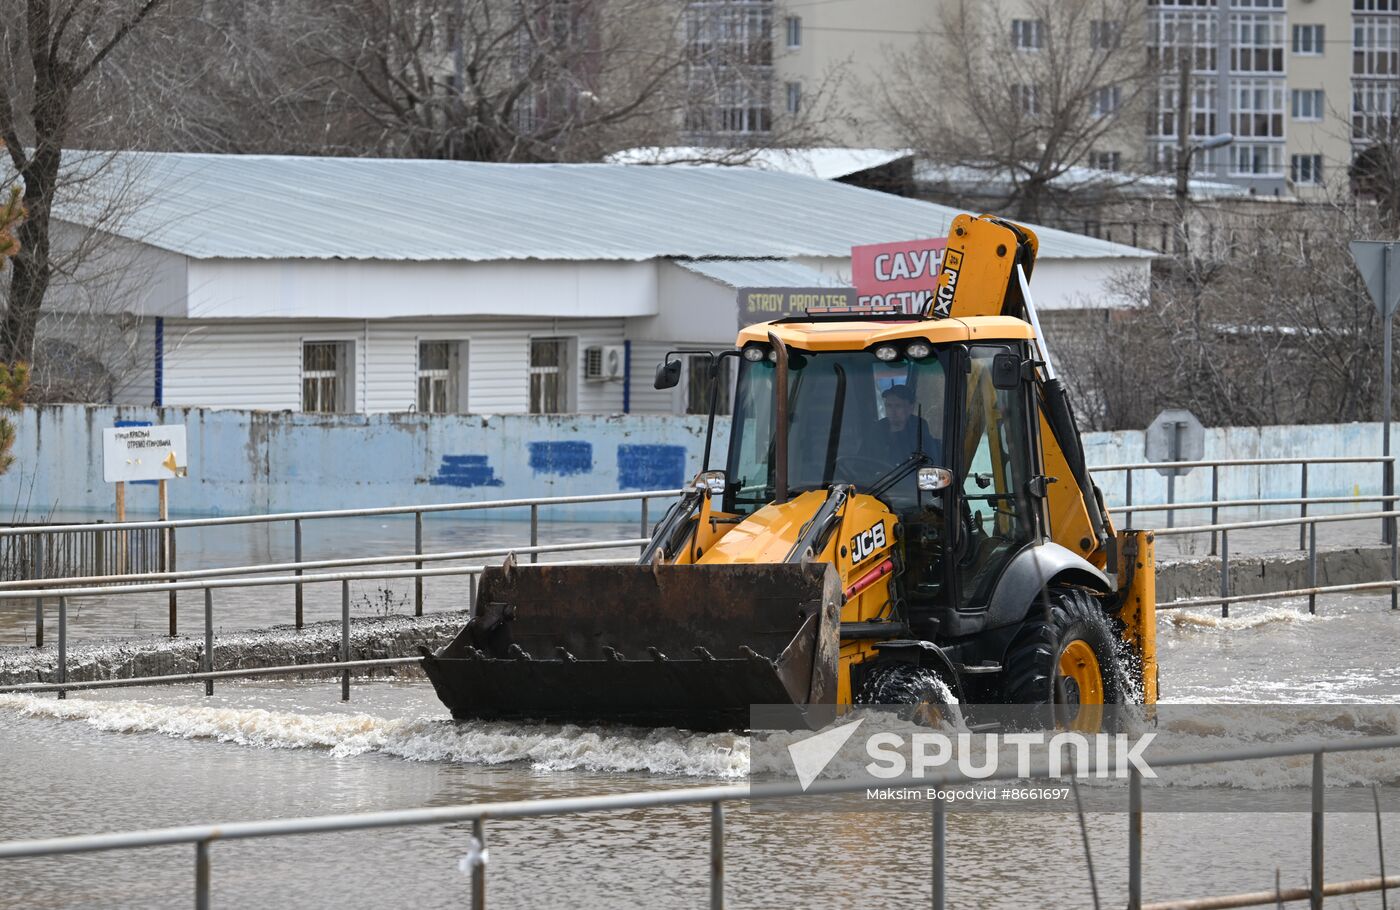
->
[850, 238, 948, 316]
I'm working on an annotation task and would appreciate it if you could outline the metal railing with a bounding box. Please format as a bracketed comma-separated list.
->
[1, 732, 1397, 910]
[1153, 509, 1400, 616]
[1089, 455, 1395, 547]
[0, 523, 164, 582]
[2, 487, 681, 639]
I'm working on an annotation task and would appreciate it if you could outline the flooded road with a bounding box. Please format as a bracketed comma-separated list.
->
[4, 592, 1400, 908]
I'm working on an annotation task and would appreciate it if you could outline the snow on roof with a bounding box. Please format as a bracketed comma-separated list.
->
[606, 146, 914, 180]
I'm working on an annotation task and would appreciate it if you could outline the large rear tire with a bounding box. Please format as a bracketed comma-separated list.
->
[857, 662, 958, 727]
[1001, 587, 1126, 727]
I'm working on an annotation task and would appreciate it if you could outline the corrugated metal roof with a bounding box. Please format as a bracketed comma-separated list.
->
[672, 258, 847, 288]
[52, 152, 1154, 263]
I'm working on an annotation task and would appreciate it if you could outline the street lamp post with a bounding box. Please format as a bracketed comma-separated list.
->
[1172, 50, 1232, 256]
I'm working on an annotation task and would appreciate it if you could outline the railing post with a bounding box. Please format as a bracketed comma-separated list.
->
[1299, 462, 1309, 550]
[468, 572, 477, 616]
[57, 595, 67, 700]
[1392, 510, 1399, 612]
[31, 536, 42, 649]
[1308, 520, 1318, 615]
[1166, 472, 1176, 530]
[1210, 465, 1220, 556]
[1311, 751, 1324, 910]
[711, 801, 725, 910]
[204, 588, 214, 697]
[414, 511, 424, 617]
[1125, 470, 1134, 529]
[294, 519, 304, 629]
[1128, 767, 1143, 910]
[1220, 529, 1230, 619]
[195, 839, 211, 910]
[168, 527, 179, 638]
[640, 496, 650, 556]
[341, 579, 351, 702]
[529, 504, 539, 564]
[932, 792, 946, 910]
[471, 818, 486, 910]
[1385, 458, 1395, 545]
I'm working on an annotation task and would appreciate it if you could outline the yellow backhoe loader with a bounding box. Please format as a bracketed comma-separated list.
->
[423, 214, 1157, 730]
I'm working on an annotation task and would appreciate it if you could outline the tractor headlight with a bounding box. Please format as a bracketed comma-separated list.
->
[767, 349, 778, 363]
[742, 345, 767, 362]
[905, 341, 932, 360]
[918, 467, 954, 491]
[874, 344, 899, 362]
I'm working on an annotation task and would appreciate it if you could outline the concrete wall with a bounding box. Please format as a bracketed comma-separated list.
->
[5, 405, 1392, 522]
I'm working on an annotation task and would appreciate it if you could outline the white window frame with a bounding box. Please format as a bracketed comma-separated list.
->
[1229, 12, 1285, 74]
[416, 338, 468, 414]
[1355, 15, 1400, 77]
[1088, 150, 1122, 172]
[1290, 153, 1323, 185]
[1150, 10, 1219, 73]
[1230, 77, 1285, 138]
[1091, 85, 1121, 117]
[301, 339, 355, 414]
[1089, 19, 1120, 50]
[1011, 19, 1044, 51]
[1291, 88, 1324, 121]
[1013, 83, 1040, 115]
[784, 14, 801, 48]
[528, 336, 574, 415]
[1152, 79, 1218, 138]
[1292, 24, 1324, 55]
[785, 80, 801, 114]
[1229, 142, 1283, 176]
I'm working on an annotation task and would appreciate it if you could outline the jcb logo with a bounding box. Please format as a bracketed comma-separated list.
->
[931, 249, 963, 318]
[850, 521, 887, 563]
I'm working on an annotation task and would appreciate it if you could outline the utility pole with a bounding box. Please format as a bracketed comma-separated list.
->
[1174, 49, 1191, 256]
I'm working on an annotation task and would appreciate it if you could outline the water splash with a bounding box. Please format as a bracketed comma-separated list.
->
[0, 694, 750, 778]
[1168, 607, 1321, 632]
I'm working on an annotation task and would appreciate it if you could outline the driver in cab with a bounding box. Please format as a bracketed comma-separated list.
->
[861, 384, 941, 469]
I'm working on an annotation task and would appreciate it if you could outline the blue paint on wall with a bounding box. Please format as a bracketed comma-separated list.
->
[528, 441, 593, 476]
[115, 419, 158, 486]
[617, 444, 687, 490]
[429, 454, 504, 487]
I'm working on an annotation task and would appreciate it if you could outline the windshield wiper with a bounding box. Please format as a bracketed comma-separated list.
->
[869, 451, 933, 499]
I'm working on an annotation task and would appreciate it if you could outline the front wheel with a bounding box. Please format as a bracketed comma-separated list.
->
[1001, 587, 1127, 728]
[857, 662, 960, 728]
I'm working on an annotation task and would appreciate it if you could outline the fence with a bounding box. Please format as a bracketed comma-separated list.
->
[1, 732, 1397, 910]
[0, 523, 164, 584]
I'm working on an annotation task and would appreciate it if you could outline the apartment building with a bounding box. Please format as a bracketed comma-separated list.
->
[683, 0, 1400, 199]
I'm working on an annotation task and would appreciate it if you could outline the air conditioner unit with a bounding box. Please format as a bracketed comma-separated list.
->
[585, 345, 626, 382]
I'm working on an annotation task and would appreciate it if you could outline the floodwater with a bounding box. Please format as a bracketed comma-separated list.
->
[5, 591, 1400, 908]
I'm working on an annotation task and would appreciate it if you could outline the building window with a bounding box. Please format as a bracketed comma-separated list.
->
[529, 337, 568, 414]
[686, 355, 732, 416]
[1230, 142, 1283, 176]
[1354, 80, 1399, 138]
[1151, 79, 1218, 138]
[1232, 0, 1283, 7]
[1088, 150, 1122, 172]
[682, 0, 774, 137]
[785, 80, 801, 113]
[1291, 88, 1324, 121]
[1090, 85, 1121, 117]
[785, 15, 801, 48]
[1013, 83, 1040, 115]
[1291, 154, 1323, 184]
[1355, 0, 1400, 12]
[1089, 19, 1120, 50]
[1292, 24, 1324, 55]
[1229, 12, 1285, 73]
[1149, 10, 1218, 72]
[1011, 19, 1044, 50]
[1355, 15, 1400, 76]
[302, 341, 352, 413]
[418, 341, 464, 414]
[1230, 78, 1285, 138]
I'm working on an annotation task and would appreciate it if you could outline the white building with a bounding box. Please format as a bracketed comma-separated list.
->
[49, 152, 1152, 416]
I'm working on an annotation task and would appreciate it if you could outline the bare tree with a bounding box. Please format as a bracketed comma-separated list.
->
[878, 0, 1152, 223]
[1061, 201, 1388, 431]
[0, 0, 169, 365]
[290, 0, 694, 163]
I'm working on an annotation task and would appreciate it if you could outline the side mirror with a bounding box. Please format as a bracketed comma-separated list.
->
[992, 352, 1022, 390]
[917, 467, 954, 492]
[654, 358, 682, 390]
[693, 470, 726, 495]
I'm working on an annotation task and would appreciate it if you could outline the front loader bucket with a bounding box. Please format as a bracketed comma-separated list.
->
[422, 562, 842, 731]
